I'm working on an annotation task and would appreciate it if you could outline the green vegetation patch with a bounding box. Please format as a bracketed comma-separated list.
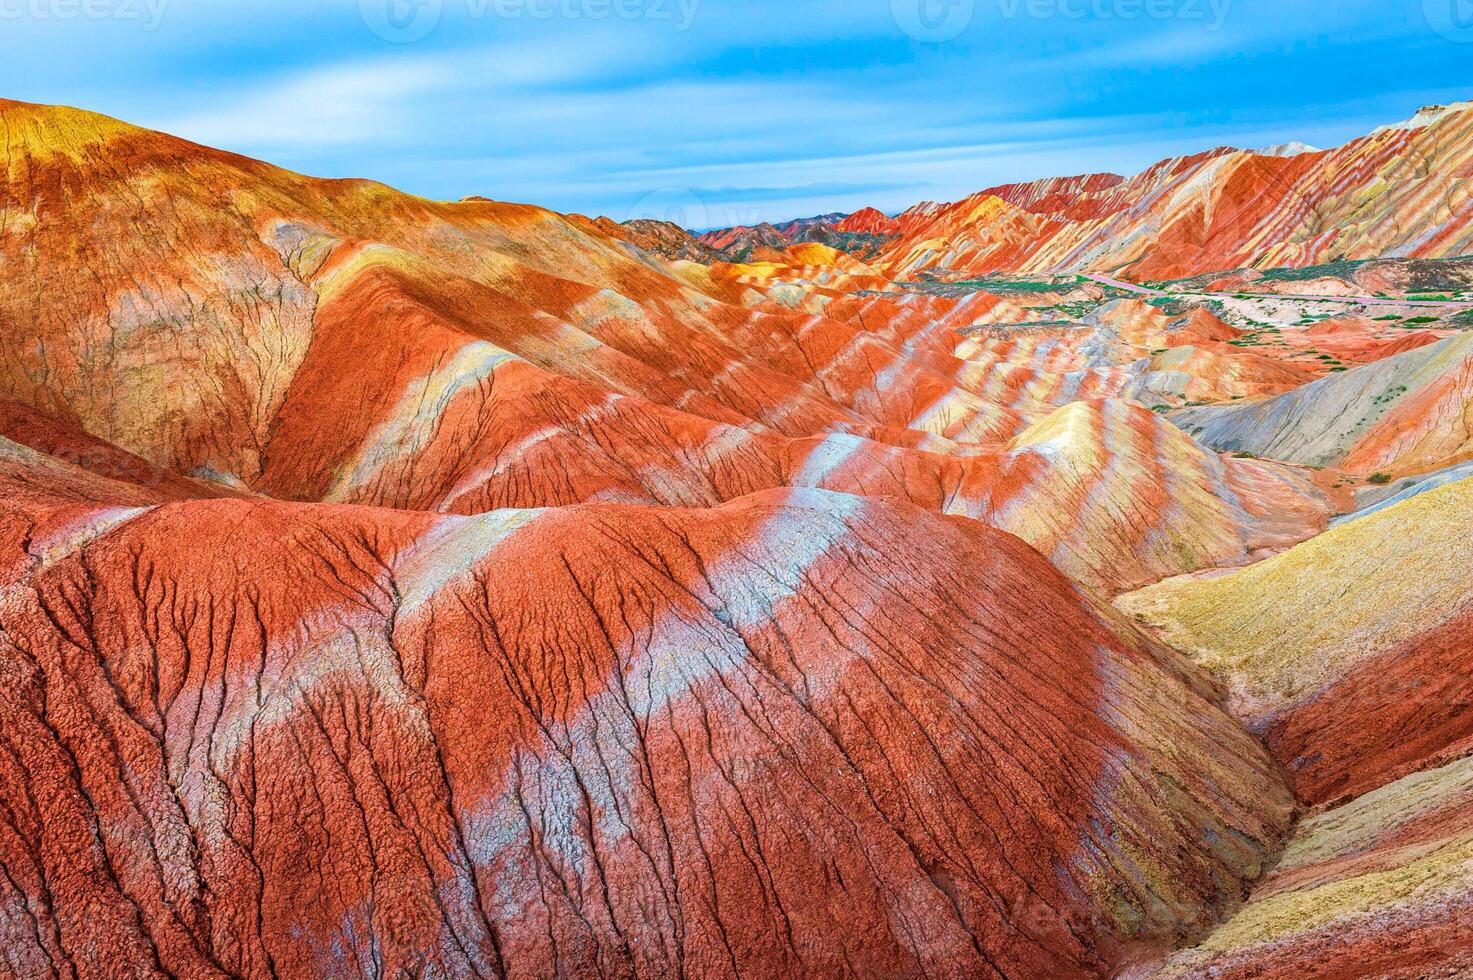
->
[1373, 386, 1409, 406]
[1256, 258, 1373, 283]
[947, 276, 1075, 294]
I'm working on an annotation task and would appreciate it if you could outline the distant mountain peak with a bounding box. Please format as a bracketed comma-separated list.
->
[1257, 141, 1321, 157]
[1371, 99, 1473, 136]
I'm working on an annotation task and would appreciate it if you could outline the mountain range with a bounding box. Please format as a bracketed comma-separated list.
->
[1, 95, 1471, 978]
[694, 101, 1473, 283]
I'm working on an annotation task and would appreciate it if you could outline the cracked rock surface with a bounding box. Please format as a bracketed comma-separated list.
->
[0, 485, 1294, 977]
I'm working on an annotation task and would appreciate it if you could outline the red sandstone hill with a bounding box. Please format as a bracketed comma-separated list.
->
[575, 214, 728, 264]
[1, 460, 1299, 976]
[879, 103, 1473, 280]
[2, 96, 1470, 977]
[697, 220, 792, 256]
[702, 102, 1473, 283]
[698, 212, 900, 263]
[0, 94, 1308, 979]
[835, 206, 901, 235]
[0, 99, 1335, 596]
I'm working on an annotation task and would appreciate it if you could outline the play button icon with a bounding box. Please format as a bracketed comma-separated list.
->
[360, 0, 443, 43]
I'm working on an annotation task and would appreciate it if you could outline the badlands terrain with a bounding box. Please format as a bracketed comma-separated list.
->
[0, 95, 1471, 977]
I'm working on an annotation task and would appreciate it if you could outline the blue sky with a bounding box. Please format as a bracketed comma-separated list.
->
[2, 0, 1470, 228]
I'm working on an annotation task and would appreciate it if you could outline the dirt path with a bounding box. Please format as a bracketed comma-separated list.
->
[1083, 272, 1473, 309]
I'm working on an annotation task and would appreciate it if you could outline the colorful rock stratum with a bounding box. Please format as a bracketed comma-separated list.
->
[0, 96, 1470, 978]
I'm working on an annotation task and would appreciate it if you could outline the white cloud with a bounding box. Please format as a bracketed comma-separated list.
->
[155, 31, 659, 151]
[82, 0, 1471, 226]
[160, 57, 453, 149]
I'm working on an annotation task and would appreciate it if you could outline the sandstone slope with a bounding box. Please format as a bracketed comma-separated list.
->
[0, 98, 1332, 595]
[0, 469, 1297, 977]
[8, 94, 1458, 978]
[1171, 332, 1473, 477]
[1119, 475, 1473, 806]
[878, 102, 1473, 282]
[1155, 756, 1473, 979]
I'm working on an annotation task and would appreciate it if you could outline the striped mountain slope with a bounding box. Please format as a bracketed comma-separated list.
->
[1155, 755, 1473, 979]
[1171, 332, 1473, 477]
[878, 102, 1473, 282]
[0, 99, 1333, 595]
[0, 471, 1295, 977]
[2, 94, 1465, 978]
[1118, 475, 1473, 805]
